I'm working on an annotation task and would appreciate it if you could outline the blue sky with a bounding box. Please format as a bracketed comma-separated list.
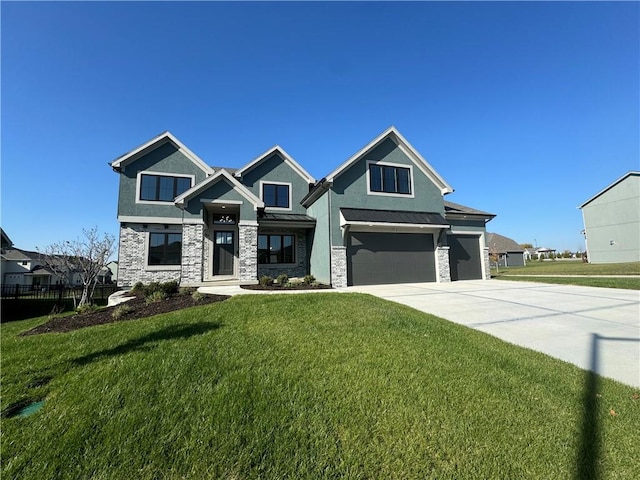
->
[2, 1, 638, 254]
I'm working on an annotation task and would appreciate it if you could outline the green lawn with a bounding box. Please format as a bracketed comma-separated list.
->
[495, 260, 640, 276]
[2, 294, 639, 479]
[497, 275, 640, 290]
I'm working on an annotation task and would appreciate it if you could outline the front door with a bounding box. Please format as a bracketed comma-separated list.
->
[213, 231, 235, 276]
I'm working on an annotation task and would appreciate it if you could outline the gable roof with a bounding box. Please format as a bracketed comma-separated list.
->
[486, 232, 524, 254]
[174, 168, 264, 210]
[325, 126, 453, 195]
[110, 131, 214, 175]
[444, 201, 495, 219]
[234, 145, 315, 184]
[1, 228, 13, 249]
[579, 171, 640, 208]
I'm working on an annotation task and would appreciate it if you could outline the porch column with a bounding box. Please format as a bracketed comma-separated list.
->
[483, 247, 492, 280]
[238, 221, 258, 281]
[331, 246, 347, 288]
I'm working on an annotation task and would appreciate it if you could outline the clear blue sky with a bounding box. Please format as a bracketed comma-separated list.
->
[2, 1, 638, 254]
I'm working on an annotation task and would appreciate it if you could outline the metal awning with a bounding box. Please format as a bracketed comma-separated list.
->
[340, 208, 449, 228]
[258, 213, 316, 229]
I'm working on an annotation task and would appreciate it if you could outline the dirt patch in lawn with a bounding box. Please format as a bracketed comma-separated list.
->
[21, 292, 230, 336]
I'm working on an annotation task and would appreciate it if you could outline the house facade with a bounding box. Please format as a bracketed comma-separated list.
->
[580, 171, 640, 264]
[112, 127, 495, 287]
[486, 232, 526, 267]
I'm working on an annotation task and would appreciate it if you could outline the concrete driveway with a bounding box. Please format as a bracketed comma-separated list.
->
[347, 280, 640, 387]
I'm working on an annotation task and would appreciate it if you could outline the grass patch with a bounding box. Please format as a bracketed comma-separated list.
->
[495, 260, 640, 276]
[497, 275, 640, 290]
[2, 294, 639, 479]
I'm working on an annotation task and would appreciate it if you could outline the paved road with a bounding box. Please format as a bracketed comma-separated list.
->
[347, 280, 640, 387]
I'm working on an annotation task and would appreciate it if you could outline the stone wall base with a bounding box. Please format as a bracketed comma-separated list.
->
[331, 246, 347, 288]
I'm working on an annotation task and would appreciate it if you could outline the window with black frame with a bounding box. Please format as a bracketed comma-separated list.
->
[140, 174, 192, 201]
[258, 234, 294, 264]
[369, 164, 411, 195]
[148, 232, 182, 265]
[262, 183, 290, 208]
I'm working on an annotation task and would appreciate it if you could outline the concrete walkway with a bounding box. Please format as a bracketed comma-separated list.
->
[347, 280, 640, 388]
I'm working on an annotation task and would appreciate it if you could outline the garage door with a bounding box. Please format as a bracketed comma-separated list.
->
[448, 234, 482, 280]
[347, 232, 436, 286]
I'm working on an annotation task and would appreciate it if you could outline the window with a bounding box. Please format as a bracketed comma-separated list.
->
[258, 234, 294, 264]
[148, 232, 182, 265]
[140, 174, 192, 202]
[262, 183, 290, 208]
[369, 164, 412, 195]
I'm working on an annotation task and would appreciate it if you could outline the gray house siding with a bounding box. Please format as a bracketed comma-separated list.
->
[306, 194, 331, 284]
[581, 173, 640, 264]
[117, 143, 209, 220]
[184, 178, 257, 222]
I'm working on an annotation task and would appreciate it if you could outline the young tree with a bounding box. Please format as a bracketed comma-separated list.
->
[38, 227, 115, 308]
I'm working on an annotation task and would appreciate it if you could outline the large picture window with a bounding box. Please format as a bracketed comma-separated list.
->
[258, 234, 295, 264]
[140, 174, 192, 202]
[262, 183, 290, 208]
[369, 164, 412, 195]
[148, 232, 182, 265]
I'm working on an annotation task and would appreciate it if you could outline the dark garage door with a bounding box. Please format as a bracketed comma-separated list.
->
[448, 234, 482, 281]
[347, 232, 436, 286]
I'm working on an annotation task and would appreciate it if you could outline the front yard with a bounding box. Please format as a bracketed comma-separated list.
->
[2, 293, 638, 479]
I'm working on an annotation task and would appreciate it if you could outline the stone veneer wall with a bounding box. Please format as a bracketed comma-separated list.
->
[257, 229, 308, 279]
[238, 223, 258, 281]
[483, 247, 491, 280]
[330, 246, 347, 288]
[117, 224, 182, 287]
[180, 224, 204, 285]
[436, 246, 451, 282]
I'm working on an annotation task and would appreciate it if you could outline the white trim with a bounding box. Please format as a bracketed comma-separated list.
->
[111, 131, 214, 175]
[135, 170, 196, 205]
[118, 216, 205, 225]
[365, 160, 415, 199]
[325, 126, 453, 195]
[200, 199, 244, 205]
[175, 169, 264, 211]
[234, 145, 315, 184]
[259, 180, 293, 211]
[238, 220, 259, 227]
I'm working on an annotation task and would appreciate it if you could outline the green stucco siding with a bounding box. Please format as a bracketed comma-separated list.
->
[240, 153, 310, 215]
[117, 143, 209, 219]
[185, 179, 257, 221]
[582, 174, 640, 263]
[306, 194, 331, 284]
[330, 138, 445, 244]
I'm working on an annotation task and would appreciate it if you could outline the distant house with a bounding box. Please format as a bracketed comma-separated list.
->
[106, 261, 118, 283]
[486, 233, 526, 267]
[579, 171, 640, 264]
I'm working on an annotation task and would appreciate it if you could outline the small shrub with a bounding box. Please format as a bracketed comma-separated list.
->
[259, 275, 274, 287]
[303, 274, 316, 285]
[161, 280, 179, 296]
[131, 282, 144, 293]
[179, 287, 196, 296]
[112, 304, 133, 320]
[191, 291, 205, 303]
[145, 290, 167, 304]
[77, 303, 98, 315]
[276, 273, 289, 286]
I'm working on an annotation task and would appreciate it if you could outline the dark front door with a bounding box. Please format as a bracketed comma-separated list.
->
[347, 232, 436, 286]
[214, 231, 235, 276]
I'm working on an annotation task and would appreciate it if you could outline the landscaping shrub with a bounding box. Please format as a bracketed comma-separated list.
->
[160, 280, 179, 296]
[179, 287, 196, 296]
[303, 274, 316, 285]
[259, 275, 273, 286]
[191, 291, 204, 303]
[131, 282, 144, 293]
[145, 290, 167, 304]
[111, 304, 132, 320]
[276, 273, 289, 286]
[76, 304, 98, 315]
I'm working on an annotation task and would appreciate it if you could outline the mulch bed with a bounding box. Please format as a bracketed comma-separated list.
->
[21, 292, 230, 336]
[240, 283, 332, 291]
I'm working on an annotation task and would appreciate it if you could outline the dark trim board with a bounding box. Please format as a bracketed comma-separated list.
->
[346, 232, 436, 286]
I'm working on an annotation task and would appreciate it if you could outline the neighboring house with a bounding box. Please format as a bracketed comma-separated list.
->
[579, 171, 640, 264]
[111, 127, 495, 287]
[0, 248, 82, 287]
[486, 233, 526, 267]
[106, 261, 119, 283]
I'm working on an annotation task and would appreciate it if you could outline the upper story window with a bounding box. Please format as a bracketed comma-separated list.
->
[368, 163, 412, 195]
[262, 182, 290, 209]
[139, 173, 192, 202]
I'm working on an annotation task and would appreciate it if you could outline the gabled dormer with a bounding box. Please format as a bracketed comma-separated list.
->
[111, 132, 214, 223]
[234, 146, 315, 215]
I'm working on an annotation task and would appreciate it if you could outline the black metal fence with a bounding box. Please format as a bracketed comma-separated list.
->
[0, 284, 119, 301]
